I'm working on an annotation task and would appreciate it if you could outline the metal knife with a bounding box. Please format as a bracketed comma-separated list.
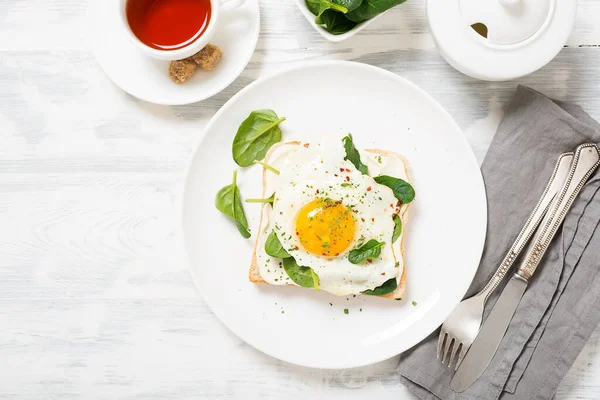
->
[451, 143, 600, 393]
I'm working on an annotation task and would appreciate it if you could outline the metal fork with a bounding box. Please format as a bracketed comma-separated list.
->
[437, 152, 574, 369]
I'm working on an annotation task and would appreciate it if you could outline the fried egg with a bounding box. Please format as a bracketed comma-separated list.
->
[255, 136, 407, 296]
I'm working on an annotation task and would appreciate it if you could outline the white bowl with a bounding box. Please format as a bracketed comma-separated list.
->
[294, 0, 389, 42]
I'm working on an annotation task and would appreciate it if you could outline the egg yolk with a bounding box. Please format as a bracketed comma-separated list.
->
[295, 198, 356, 257]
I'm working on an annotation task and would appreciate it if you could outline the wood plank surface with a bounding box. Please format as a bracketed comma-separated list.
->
[1, 0, 600, 398]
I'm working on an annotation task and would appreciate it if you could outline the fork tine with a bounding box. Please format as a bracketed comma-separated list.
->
[437, 331, 447, 359]
[455, 342, 469, 370]
[441, 336, 454, 364]
[447, 341, 461, 368]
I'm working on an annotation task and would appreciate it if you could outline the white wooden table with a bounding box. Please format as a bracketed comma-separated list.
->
[2, 1, 600, 398]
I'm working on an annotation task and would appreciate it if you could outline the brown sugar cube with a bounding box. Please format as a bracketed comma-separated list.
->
[191, 44, 223, 71]
[169, 59, 198, 84]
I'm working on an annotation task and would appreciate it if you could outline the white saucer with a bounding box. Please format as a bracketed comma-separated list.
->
[89, 0, 260, 105]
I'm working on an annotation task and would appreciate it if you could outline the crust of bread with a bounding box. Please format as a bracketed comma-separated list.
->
[364, 148, 412, 300]
[249, 141, 301, 284]
[248, 143, 412, 300]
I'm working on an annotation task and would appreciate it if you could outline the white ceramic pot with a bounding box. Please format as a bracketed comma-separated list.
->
[427, 0, 578, 81]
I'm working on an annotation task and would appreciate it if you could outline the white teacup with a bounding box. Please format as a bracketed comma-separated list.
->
[118, 0, 244, 61]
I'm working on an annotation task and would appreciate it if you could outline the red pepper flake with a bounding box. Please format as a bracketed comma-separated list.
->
[361, 218, 365, 222]
[381, 272, 386, 276]
[390, 203, 394, 208]
[345, 176, 350, 182]
[295, 231, 299, 235]
[345, 168, 351, 172]
[280, 212, 283, 215]
[367, 186, 372, 191]
[371, 218, 375, 222]
[339, 168, 345, 172]
[303, 143, 310, 148]
[335, 253, 340, 256]
[367, 259, 373, 264]
[295, 246, 299, 250]
[334, 174, 338, 177]
[316, 189, 319, 194]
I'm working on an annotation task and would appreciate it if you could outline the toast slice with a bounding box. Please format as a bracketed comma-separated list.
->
[249, 141, 411, 299]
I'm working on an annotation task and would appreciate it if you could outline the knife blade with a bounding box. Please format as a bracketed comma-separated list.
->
[450, 273, 527, 392]
[451, 143, 600, 393]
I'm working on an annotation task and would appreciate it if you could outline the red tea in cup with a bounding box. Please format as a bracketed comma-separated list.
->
[126, 0, 212, 51]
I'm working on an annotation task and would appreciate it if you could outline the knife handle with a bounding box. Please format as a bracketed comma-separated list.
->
[477, 152, 572, 302]
[516, 144, 600, 281]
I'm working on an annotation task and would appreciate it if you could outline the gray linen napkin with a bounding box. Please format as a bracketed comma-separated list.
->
[397, 86, 600, 400]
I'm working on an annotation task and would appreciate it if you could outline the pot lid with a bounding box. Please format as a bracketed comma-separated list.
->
[460, 0, 552, 45]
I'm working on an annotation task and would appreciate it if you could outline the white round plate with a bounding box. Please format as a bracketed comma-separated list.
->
[182, 61, 487, 369]
[89, 0, 260, 105]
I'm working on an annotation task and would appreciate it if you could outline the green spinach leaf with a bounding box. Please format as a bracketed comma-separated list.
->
[265, 231, 291, 259]
[253, 160, 280, 175]
[374, 175, 415, 204]
[232, 110, 286, 167]
[246, 192, 275, 205]
[319, 9, 357, 34]
[311, 269, 320, 291]
[307, 0, 362, 34]
[392, 214, 402, 243]
[215, 170, 251, 238]
[330, 0, 363, 11]
[283, 257, 319, 288]
[306, 0, 321, 14]
[342, 134, 368, 175]
[362, 278, 398, 295]
[348, 239, 385, 264]
[307, 0, 363, 18]
[346, 0, 407, 23]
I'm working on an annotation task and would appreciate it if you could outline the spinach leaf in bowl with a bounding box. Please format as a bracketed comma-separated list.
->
[319, 9, 357, 35]
[232, 109, 286, 167]
[306, 0, 362, 35]
[283, 257, 319, 288]
[306, 0, 363, 18]
[330, 0, 364, 10]
[346, 0, 407, 23]
[215, 170, 251, 239]
[362, 278, 398, 296]
[306, 0, 321, 14]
